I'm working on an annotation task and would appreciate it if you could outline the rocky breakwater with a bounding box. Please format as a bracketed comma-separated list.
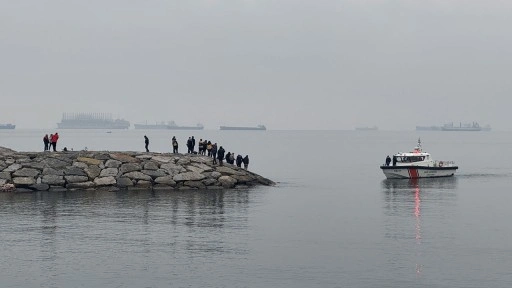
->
[0, 147, 274, 192]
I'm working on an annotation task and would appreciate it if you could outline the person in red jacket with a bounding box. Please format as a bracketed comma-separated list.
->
[51, 132, 59, 151]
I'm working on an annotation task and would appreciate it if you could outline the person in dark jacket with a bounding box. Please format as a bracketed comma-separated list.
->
[236, 154, 243, 167]
[243, 155, 249, 170]
[225, 152, 231, 164]
[212, 143, 218, 164]
[217, 146, 225, 166]
[43, 134, 50, 151]
[144, 135, 149, 152]
[187, 137, 193, 153]
[191, 136, 196, 152]
[172, 136, 178, 153]
[385, 155, 391, 166]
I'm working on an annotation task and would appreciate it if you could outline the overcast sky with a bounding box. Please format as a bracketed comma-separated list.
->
[1, 0, 511, 130]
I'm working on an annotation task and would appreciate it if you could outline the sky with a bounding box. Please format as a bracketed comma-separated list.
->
[1, 0, 511, 130]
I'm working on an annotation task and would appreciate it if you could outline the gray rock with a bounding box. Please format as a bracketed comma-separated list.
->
[64, 166, 87, 176]
[85, 165, 101, 179]
[105, 159, 122, 168]
[66, 181, 96, 189]
[0, 171, 11, 180]
[160, 163, 186, 175]
[215, 166, 245, 176]
[21, 161, 45, 170]
[184, 181, 206, 189]
[141, 169, 167, 178]
[116, 177, 134, 187]
[210, 171, 222, 179]
[94, 176, 116, 186]
[42, 167, 64, 176]
[190, 162, 213, 172]
[154, 176, 176, 186]
[0, 179, 7, 185]
[76, 157, 103, 166]
[64, 176, 89, 183]
[30, 183, 50, 191]
[135, 154, 153, 160]
[42, 175, 66, 186]
[100, 167, 119, 177]
[13, 177, 36, 186]
[202, 178, 218, 186]
[73, 162, 89, 169]
[186, 165, 205, 174]
[110, 153, 138, 163]
[173, 172, 205, 182]
[120, 163, 142, 174]
[4, 163, 22, 172]
[41, 157, 69, 168]
[13, 168, 40, 177]
[177, 157, 191, 165]
[143, 161, 159, 170]
[5, 158, 15, 165]
[218, 175, 237, 188]
[231, 174, 256, 184]
[151, 155, 172, 163]
[123, 171, 152, 181]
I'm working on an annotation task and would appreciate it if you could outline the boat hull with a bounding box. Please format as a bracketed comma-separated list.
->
[0, 124, 16, 129]
[380, 166, 458, 179]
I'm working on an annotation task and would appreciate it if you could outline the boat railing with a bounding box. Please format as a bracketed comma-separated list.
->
[434, 160, 456, 167]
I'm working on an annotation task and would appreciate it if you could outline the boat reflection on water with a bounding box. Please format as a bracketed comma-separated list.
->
[381, 177, 458, 276]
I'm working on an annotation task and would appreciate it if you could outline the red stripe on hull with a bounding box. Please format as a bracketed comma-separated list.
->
[408, 168, 419, 178]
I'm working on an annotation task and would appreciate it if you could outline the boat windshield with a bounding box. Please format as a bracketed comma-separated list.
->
[397, 156, 425, 163]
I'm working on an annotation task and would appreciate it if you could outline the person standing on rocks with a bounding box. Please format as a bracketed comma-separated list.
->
[217, 146, 225, 166]
[172, 136, 178, 153]
[51, 132, 59, 152]
[187, 137, 193, 153]
[236, 154, 243, 167]
[207, 141, 212, 157]
[243, 155, 249, 170]
[225, 152, 231, 164]
[144, 135, 149, 152]
[191, 136, 196, 153]
[212, 143, 218, 164]
[43, 134, 50, 151]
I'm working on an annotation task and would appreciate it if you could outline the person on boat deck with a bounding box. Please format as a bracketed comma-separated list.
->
[385, 155, 391, 166]
[392, 156, 397, 166]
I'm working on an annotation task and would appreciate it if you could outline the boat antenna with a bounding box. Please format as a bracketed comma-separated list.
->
[414, 138, 422, 152]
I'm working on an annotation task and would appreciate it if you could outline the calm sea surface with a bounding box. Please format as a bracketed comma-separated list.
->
[1, 129, 512, 287]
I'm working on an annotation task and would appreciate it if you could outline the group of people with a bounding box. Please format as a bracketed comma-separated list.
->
[144, 135, 250, 169]
[43, 133, 59, 152]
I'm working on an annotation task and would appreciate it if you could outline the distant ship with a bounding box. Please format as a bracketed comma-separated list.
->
[57, 113, 130, 129]
[355, 126, 378, 131]
[0, 123, 16, 129]
[134, 121, 204, 130]
[416, 125, 442, 131]
[441, 122, 489, 132]
[219, 125, 266, 131]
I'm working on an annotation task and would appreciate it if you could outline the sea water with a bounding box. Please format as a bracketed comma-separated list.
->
[1, 129, 512, 287]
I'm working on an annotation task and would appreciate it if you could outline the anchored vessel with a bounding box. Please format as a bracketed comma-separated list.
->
[57, 113, 130, 129]
[0, 123, 15, 129]
[380, 139, 458, 179]
[134, 121, 204, 130]
[441, 122, 489, 131]
[219, 125, 266, 131]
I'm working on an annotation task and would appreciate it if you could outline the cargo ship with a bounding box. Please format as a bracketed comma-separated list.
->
[0, 123, 16, 129]
[57, 113, 130, 129]
[441, 122, 491, 132]
[219, 125, 266, 131]
[134, 121, 204, 130]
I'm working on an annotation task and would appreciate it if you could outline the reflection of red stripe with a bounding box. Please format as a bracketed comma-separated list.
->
[408, 168, 419, 178]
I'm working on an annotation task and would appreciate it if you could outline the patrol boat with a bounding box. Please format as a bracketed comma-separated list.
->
[380, 139, 458, 179]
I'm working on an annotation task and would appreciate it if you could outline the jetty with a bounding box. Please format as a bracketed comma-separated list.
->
[0, 147, 274, 192]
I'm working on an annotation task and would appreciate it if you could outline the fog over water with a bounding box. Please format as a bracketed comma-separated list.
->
[1, 1, 511, 130]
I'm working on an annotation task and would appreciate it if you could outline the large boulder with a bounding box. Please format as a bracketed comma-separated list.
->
[0, 171, 12, 180]
[73, 162, 89, 169]
[42, 175, 66, 186]
[66, 181, 96, 189]
[4, 163, 22, 172]
[13, 177, 36, 186]
[105, 159, 122, 168]
[100, 168, 119, 177]
[41, 157, 69, 168]
[141, 169, 167, 178]
[116, 177, 134, 188]
[110, 153, 138, 163]
[160, 163, 186, 175]
[77, 157, 102, 166]
[85, 165, 101, 179]
[94, 176, 116, 186]
[218, 175, 237, 188]
[13, 168, 40, 177]
[120, 163, 142, 174]
[65, 175, 89, 183]
[42, 167, 64, 176]
[215, 166, 245, 176]
[154, 176, 176, 186]
[64, 166, 87, 176]
[123, 171, 152, 181]
[151, 156, 173, 163]
[173, 172, 205, 182]
[143, 161, 159, 170]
